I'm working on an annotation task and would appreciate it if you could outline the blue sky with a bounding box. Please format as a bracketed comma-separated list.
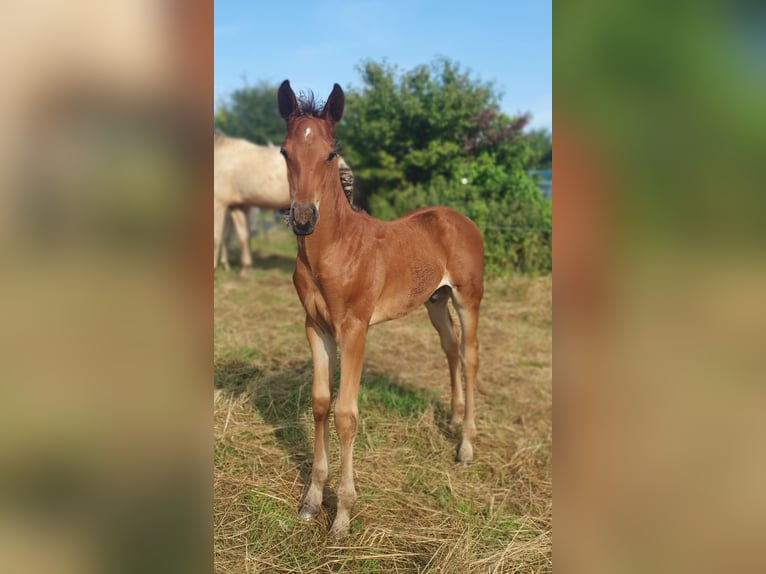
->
[215, 1, 551, 131]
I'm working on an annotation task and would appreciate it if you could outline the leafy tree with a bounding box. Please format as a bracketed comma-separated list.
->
[337, 58, 527, 195]
[214, 80, 284, 145]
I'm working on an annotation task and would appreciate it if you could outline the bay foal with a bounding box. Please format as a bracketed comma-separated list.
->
[278, 80, 484, 537]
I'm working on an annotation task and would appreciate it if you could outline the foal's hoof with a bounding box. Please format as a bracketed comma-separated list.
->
[328, 519, 350, 539]
[298, 503, 319, 521]
[456, 442, 474, 464]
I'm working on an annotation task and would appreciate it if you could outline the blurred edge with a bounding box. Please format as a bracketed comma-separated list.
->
[5, 0, 766, 572]
[555, 1, 766, 573]
[0, 2, 212, 574]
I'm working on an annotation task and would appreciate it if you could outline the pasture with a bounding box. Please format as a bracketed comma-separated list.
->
[214, 226, 552, 573]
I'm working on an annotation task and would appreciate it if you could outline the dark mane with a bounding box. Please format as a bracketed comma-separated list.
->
[296, 90, 324, 117]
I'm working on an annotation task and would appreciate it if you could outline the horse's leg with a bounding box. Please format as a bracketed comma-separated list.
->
[213, 199, 228, 271]
[300, 318, 336, 521]
[229, 206, 252, 277]
[424, 291, 463, 427]
[220, 210, 232, 271]
[451, 292, 481, 464]
[330, 320, 367, 538]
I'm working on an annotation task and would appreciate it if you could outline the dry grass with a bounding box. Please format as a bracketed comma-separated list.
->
[214, 226, 551, 573]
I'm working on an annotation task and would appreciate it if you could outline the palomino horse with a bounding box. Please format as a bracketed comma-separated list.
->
[278, 80, 484, 537]
[214, 131, 355, 274]
[214, 133, 287, 274]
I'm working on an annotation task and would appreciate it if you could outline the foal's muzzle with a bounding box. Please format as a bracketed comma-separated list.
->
[289, 203, 318, 236]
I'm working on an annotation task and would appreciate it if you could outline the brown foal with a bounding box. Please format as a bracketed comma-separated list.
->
[278, 80, 484, 538]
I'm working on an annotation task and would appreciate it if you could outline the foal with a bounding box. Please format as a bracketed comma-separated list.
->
[278, 80, 484, 538]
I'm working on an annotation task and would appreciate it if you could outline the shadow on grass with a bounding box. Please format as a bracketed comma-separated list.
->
[213, 358, 263, 397]
[215, 358, 320, 517]
[361, 367, 461, 454]
[214, 357, 458, 520]
[223, 245, 295, 274]
[251, 250, 295, 273]
[215, 357, 313, 469]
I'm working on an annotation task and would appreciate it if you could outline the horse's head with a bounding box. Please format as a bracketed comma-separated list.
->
[278, 80, 344, 236]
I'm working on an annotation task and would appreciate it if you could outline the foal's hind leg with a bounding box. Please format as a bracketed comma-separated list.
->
[451, 291, 481, 464]
[425, 290, 463, 427]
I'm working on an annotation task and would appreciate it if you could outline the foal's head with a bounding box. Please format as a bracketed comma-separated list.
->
[278, 80, 345, 236]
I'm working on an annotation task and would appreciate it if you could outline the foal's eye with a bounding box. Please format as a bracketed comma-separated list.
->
[326, 151, 337, 162]
[280, 147, 289, 160]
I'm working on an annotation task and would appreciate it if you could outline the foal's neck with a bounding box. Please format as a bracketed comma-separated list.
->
[297, 169, 358, 264]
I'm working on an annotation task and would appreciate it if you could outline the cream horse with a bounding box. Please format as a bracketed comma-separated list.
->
[214, 131, 355, 275]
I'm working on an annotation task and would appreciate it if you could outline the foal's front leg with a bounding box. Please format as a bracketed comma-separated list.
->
[299, 319, 336, 521]
[330, 320, 367, 538]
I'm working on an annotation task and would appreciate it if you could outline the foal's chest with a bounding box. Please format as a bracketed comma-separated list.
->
[293, 261, 336, 333]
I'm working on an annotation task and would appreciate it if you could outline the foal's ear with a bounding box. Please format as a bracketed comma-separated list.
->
[278, 80, 299, 120]
[321, 83, 344, 125]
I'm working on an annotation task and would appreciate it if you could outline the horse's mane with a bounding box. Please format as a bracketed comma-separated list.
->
[296, 91, 325, 117]
[338, 158, 362, 212]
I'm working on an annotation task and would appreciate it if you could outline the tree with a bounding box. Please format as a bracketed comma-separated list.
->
[214, 81, 284, 145]
[337, 58, 529, 196]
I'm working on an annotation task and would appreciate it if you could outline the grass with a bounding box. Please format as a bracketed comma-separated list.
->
[215, 226, 552, 573]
